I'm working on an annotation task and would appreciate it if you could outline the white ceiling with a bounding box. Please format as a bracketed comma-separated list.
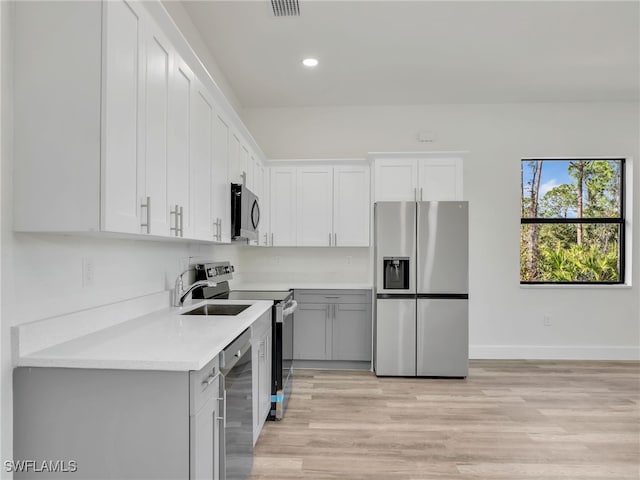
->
[180, 1, 640, 108]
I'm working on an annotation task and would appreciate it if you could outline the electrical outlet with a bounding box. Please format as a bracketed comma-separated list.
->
[82, 258, 94, 288]
[274, 256, 281, 264]
[543, 315, 552, 327]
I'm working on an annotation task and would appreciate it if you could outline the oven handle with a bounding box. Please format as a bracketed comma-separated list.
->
[282, 299, 298, 317]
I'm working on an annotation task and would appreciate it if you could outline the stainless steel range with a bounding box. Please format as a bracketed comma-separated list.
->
[192, 262, 297, 421]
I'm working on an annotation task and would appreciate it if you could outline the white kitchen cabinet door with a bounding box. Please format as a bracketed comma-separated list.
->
[418, 157, 463, 200]
[296, 166, 333, 247]
[373, 159, 419, 202]
[101, 0, 145, 234]
[212, 112, 230, 243]
[333, 165, 370, 247]
[167, 56, 193, 238]
[270, 167, 297, 246]
[228, 133, 242, 184]
[240, 146, 250, 186]
[140, 21, 171, 236]
[190, 81, 214, 241]
[246, 154, 256, 193]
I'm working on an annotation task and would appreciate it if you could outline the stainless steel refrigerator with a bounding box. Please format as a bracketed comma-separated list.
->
[374, 201, 468, 377]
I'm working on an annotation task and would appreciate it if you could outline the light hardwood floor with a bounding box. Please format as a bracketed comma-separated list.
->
[250, 361, 640, 480]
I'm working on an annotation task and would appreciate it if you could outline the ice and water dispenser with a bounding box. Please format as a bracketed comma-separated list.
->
[383, 257, 410, 290]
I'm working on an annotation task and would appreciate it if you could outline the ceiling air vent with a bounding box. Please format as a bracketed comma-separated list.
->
[271, 0, 300, 17]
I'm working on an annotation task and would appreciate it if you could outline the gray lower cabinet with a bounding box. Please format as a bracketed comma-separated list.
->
[293, 290, 372, 363]
[293, 303, 331, 360]
[333, 303, 372, 361]
[13, 356, 222, 479]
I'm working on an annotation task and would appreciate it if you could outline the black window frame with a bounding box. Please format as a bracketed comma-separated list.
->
[520, 158, 626, 285]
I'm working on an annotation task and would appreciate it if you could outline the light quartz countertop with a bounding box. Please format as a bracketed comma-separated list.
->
[16, 299, 273, 372]
[232, 282, 373, 291]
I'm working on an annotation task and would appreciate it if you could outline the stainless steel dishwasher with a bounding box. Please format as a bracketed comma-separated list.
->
[220, 328, 253, 479]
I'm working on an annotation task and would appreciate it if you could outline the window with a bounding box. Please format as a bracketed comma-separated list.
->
[520, 158, 625, 284]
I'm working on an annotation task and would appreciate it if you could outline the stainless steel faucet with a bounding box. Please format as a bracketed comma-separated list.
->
[173, 270, 216, 307]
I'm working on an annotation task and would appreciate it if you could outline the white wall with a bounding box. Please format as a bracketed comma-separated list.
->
[231, 246, 371, 285]
[160, 0, 244, 117]
[243, 102, 640, 360]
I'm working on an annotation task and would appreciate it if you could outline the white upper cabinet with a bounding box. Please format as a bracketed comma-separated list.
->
[373, 159, 418, 202]
[297, 166, 333, 247]
[212, 113, 231, 243]
[260, 166, 271, 247]
[13, 0, 267, 243]
[333, 165, 370, 247]
[267, 162, 370, 248]
[240, 146, 250, 185]
[228, 134, 242, 185]
[417, 157, 463, 201]
[101, 0, 145, 234]
[167, 56, 194, 238]
[140, 20, 172, 236]
[190, 82, 215, 241]
[270, 167, 297, 246]
[373, 155, 463, 202]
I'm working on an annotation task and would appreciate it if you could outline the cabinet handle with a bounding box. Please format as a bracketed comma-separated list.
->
[264, 233, 268, 245]
[201, 371, 220, 388]
[271, 233, 274, 246]
[414, 188, 417, 202]
[179, 206, 184, 237]
[328, 233, 332, 246]
[324, 296, 339, 299]
[334, 233, 337, 247]
[170, 204, 179, 236]
[420, 187, 423, 201]
[213, 218, 222, 241]
[140, 196, 151, 233]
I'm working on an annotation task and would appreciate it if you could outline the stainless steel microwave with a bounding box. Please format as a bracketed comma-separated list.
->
[231, 183, 260, 241]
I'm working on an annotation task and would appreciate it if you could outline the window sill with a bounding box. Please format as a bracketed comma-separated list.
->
[520, 283, 632, 290]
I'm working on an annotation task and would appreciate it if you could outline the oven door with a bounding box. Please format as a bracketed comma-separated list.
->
[271, 298, 297, 420]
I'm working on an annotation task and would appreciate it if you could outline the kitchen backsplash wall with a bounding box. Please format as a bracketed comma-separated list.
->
[228, 246, 371, 285]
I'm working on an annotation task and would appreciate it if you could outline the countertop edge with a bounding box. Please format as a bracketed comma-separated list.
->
[15, 301, 273, 372]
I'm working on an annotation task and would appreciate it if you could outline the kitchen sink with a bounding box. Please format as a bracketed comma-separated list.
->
[182, 304, 250, 316]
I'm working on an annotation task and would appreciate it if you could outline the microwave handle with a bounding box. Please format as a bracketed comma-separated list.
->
[251, 199, 260, 229]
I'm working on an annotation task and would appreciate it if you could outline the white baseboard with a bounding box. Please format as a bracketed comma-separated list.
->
[469, 345, 640, 361]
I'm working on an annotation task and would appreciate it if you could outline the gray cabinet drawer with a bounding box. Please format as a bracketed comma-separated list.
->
[294, 289, 372, 304]
[190, 355, 220, 415]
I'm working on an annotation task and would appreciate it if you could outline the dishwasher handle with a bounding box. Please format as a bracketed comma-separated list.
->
[220, 328, 251, 374]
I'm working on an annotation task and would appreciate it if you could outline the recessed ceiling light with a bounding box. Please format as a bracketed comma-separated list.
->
[302, 58, 319, 67]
